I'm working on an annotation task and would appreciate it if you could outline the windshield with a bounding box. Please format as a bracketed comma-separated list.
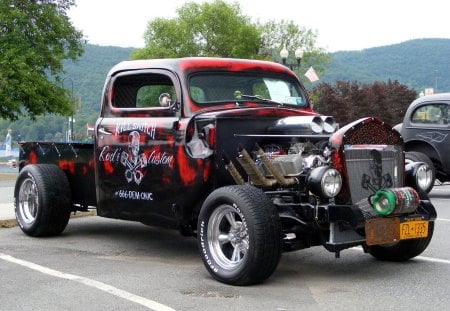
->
[189, 73, 308, 107]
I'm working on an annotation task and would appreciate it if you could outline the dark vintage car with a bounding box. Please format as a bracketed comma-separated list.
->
[14, 58, 436, 285]
[394, 92, 450, 192]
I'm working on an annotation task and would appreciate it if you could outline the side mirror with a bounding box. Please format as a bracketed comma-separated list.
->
[159, 93, 172, 107]
[159, 93, 180, 112]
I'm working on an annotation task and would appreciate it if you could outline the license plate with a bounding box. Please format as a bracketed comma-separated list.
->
[365, 217, 428, 246]
[399, 221, 428, 239]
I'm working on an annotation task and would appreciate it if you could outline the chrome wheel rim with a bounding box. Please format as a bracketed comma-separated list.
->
[17, 178, 39, 225]
[208, 204, 249, 270]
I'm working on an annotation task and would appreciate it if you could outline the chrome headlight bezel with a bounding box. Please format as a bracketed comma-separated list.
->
[405, 162, 433, 193]
[307, 167, 342, 198]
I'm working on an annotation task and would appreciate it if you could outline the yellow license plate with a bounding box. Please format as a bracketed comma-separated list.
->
[399, 221, 428, 239]
[365, 218, 428, 246]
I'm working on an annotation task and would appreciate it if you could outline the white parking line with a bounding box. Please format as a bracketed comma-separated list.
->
[350, 246, 450, 264]
[0, 253, 175, 311]
[437, 218, 450, 222]
[416, 256, 450, 265]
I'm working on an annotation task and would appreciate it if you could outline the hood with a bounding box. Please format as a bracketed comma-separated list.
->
[194, 106, 318, 120]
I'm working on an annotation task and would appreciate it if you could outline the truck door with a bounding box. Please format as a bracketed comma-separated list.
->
[94, 70, 181, 222]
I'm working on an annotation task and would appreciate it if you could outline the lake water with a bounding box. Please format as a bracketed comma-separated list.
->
[0, 148, 19, 158]
[0, 165, 18, 174]
[0, 148, 19, 174]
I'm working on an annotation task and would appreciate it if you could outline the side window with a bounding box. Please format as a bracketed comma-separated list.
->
[136, 85, 176, 108]
[411, 103, 449, 125]
[112, 73, 176, 109]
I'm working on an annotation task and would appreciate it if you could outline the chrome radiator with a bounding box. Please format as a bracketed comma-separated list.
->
[344, 145, 403, 209]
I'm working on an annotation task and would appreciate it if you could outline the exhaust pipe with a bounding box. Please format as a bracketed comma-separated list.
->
[255, 144, 297, 187]
[222, 153, 245, 185]
[237, 147, 277, 188]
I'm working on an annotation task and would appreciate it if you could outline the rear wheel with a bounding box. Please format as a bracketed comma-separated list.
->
[405, 151, 436, 193]
[197, 185, 282, 285]
[14, 164, 72, 236]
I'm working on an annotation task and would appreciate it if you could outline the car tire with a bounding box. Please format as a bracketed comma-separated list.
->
[197, 185, 282, 285]
[14, 164, 72, 236]
[405, 151, 436, 193]
[367, 202, 435, 261]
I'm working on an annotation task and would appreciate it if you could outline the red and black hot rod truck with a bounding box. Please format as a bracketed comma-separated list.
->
[14, 57, 436, 285]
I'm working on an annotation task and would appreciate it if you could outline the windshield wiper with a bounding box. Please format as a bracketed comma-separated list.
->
[235, 92, 283, 107]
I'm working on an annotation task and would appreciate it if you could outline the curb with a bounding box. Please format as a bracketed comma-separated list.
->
[0, 219, 17, 228]
[0, 211, 96, 229]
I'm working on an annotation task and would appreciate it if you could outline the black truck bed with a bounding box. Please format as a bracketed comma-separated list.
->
[19, 141, 97, 208]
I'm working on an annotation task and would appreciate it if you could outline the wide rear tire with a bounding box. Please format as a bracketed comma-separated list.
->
[14, 164, 72, 236]
[197, 185, 282, 285]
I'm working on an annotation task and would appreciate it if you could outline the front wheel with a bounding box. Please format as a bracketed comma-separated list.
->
[197, 185, 282, 285]
[367, 202, 435, 261]
[14, 164, 72, 236]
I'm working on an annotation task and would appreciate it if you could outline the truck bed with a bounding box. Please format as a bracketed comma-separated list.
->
[19, 141, 97, 209]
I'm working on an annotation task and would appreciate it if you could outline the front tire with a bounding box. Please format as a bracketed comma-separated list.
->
[367, 202, 435, 261]
[14, 164, 72, 236]
[197, 185, 282, 285]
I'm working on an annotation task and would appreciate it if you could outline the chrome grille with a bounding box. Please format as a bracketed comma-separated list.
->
[344, 145, 403, 209]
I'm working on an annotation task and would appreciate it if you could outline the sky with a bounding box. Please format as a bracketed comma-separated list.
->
[68, 0, 450, 52]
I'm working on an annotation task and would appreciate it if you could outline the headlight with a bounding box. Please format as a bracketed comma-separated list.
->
[416, 164, 433, 190]
[405, 162, 433, 193]
[307, 167, 342, 198]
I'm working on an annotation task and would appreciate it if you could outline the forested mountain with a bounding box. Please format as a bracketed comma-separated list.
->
[321, 38, 450, 93]
[1, 39, 449, 142]
[63, 44, 135, 118]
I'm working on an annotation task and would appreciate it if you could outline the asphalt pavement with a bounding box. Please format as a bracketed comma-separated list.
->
[1, 174, 449, 222]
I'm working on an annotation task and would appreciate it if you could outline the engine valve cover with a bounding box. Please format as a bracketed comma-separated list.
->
[263, 154, 303, 176]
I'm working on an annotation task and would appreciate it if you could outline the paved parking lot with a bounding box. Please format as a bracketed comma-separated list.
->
[1, 179, 449, 310]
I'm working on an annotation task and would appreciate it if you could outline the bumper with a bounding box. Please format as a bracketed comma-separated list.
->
[319, 199, 437, 252]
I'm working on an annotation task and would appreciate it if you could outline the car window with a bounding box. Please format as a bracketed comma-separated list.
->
[189, 73, 307, 107]
[411, 103, 449, 125]
[112, 73, 176, 109]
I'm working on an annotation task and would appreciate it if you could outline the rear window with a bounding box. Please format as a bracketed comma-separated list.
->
[112, 73, 176, 109]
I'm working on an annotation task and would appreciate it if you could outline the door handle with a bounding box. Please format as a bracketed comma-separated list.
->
[98, 127, 112, 135]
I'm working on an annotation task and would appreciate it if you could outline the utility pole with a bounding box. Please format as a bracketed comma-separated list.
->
[62, 77, 74, 141]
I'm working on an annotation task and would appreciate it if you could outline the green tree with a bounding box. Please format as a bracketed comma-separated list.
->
[257, 19, 329, 76]
[132, 0, 260, 59]
[0, 0, 84, 121]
